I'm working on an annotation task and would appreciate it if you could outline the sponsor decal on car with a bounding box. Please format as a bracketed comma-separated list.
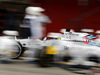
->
[46, 46, 59, 54]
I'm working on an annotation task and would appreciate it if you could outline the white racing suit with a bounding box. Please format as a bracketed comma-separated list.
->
[22, 15, 50, 61]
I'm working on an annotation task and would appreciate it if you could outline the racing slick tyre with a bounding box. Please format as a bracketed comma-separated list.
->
[87, 55, 99, 63]
[9, 42, 24, 59]
[63, 56, 72, 62]
[39, 46, 54, 67]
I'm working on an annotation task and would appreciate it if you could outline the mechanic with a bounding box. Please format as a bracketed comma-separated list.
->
[20, 6, 51, 39]
[21, 6, 51, 62]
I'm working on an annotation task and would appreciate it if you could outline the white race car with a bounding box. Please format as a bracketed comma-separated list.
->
[1, 29, 100, 67]
[37, 29, 100, 67]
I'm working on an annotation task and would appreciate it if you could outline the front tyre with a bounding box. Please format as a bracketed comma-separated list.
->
[39, 46, 54, 67]
[87, 55, 99, 63]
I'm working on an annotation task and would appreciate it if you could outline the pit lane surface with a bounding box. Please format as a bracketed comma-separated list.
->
[0, 60, 100, 75]
[0, 60, 93, 75]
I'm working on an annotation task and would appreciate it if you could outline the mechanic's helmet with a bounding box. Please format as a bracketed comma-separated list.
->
[25, 6, 45, 15]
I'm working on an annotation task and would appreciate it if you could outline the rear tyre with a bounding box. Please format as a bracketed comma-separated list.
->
[10, 42, 24, 59]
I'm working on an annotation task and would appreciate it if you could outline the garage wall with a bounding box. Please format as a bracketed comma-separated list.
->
[33, 0, 100, 35]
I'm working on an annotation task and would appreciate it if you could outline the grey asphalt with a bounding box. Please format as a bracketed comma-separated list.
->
[0, 60, 99, 75]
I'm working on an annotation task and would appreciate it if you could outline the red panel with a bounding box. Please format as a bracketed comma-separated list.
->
[33, 0, 100, 35]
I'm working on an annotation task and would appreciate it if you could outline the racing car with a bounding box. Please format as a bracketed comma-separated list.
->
[37, 29, 100, 67]
[1, 29, 100, 67]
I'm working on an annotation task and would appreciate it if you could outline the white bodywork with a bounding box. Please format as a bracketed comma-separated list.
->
[15, 31, 100, 66]
[44, 39, 100, 65]
[0, 36, 20, 59]
[43, 31, 100, 66]
[1, 30, 98, 66]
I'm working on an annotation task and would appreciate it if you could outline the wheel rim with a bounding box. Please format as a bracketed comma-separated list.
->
[7, 42, 23, 59]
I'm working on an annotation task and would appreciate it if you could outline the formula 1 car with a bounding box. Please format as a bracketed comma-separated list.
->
[4, 29, 99, 67]
[1, 29, 100, 67]
[37, 29, 100, 67]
